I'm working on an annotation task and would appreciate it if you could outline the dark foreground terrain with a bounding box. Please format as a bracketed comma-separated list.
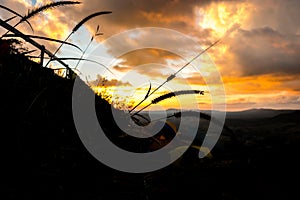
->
[1, 40, 299, 199]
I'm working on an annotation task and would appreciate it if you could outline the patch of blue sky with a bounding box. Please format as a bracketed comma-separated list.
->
[25, 0, 36, 6]
[56, 26, 116, 80]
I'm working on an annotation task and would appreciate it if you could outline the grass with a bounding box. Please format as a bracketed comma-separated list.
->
[44, 11, 112, 68]
[1, 1, 81, 38]
[0, 1, 214, 130]
[0, 0, 238, 172]
[131, 90, 205, 117]
[1, 3, 299, 199]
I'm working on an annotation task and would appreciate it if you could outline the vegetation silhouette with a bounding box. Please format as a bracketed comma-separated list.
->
[1, 2, 299, 199]
[1, 1, 81, 38]
[44, 11, 112, 68]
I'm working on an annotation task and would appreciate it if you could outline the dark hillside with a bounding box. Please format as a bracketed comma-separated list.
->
[0, 39, 116, 199]
[1, 39, 299, 200]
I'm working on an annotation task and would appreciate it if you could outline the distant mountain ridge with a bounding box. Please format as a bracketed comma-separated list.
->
[144, 108, 298, 119]
[269, 110, 300, 122]
[223, 108, 297, 119]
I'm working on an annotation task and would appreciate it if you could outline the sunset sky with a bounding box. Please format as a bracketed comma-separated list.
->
[1, 0, 300, 111]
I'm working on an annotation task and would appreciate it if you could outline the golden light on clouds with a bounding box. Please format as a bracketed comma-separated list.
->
[40, 12, 70, 40]
[1, 0, 300, 111]
[92, 79, 210, 111]
[222, 74, 300, 110]
[198, 2, 253, 37]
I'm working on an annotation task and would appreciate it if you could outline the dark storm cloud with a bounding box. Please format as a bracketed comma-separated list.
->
[63, 0, 222, 39]
[249, 0, 300, 35]
[229, 27, 300, 76]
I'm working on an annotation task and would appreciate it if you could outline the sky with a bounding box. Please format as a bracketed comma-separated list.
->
[1, 0, 300, 111]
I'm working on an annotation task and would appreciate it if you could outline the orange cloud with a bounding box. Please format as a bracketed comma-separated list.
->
[223, 74, 300, 95]
[2, 0, 300, 110]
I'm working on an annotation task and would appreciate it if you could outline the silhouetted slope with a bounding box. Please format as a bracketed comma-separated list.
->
[225, 108, 294, 119]
[1, 39, 299, 200]
[0, 39, 118, 199]
[269, 110, 300, 122]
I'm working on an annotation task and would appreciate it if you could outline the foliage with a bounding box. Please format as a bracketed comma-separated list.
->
[21, 1, 81, 22]
[0, 38, 28, 54]
[0, 4, 33, 33]
[45, 11, 112, 67]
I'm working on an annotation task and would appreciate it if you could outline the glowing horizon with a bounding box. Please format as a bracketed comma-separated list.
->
[1, 0, 300, 111]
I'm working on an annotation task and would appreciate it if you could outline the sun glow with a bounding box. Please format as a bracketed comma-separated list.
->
[198, 2, 252, 37]
[92, 81, 210, 111]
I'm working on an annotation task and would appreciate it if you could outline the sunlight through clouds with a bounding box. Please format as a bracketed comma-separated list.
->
[197, 1, 252, 38]
[1, 0, 300, 110]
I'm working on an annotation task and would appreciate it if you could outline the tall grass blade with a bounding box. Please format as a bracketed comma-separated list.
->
[3, 34, 83, 52]
[44, 33, 72, 67]
[45, 11, 111, 68]
[144, 82, 151, 99]
[0, 5, 34, 33]
[51, 57, 114, 75]
[72, 11, 112, 33]
[131, 90, 204, 117]
[74, 25, 103, 70]
[21, 49, 37, 55]
[21, 1, 81, 22]
[129, 38, 220, 113]
[4, 16, 17, 22]
[151, 90, 204, 104]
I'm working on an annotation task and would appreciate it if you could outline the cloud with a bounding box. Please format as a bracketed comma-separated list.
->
[228, 27, 300, 76]
[246, 0, 300, 35]
[258, 93, 300, 105]
[111, 48, 179, 66]
[0, 0, 79, 52]
[89, 74, 131, 87]
[225, 91, 300, 111]
[113, 65, 131, 72]
[2, 0, 300, 110]
[57, 0, 221, 47]
[223, 74, 300, 95]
